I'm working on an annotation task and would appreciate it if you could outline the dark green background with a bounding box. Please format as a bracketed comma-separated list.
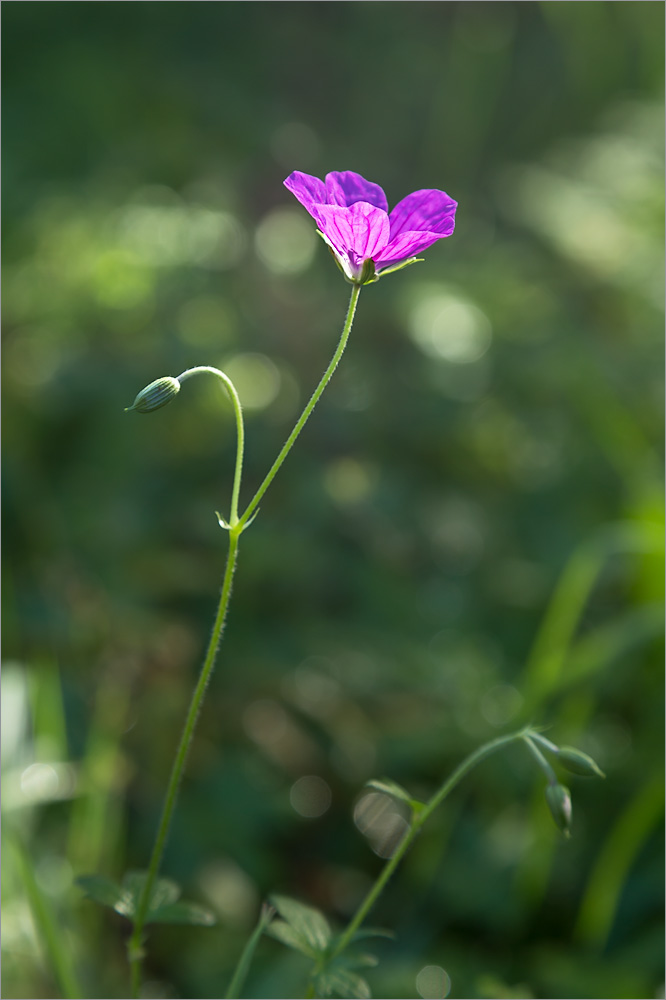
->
[2, 3, 664, 998]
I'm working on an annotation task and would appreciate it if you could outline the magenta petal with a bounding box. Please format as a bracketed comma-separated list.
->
[325, 171, 389, 213]
[374, 229, 453, 269]
[389, 189, 457, 240]
[315, 202, 390, 261]
[284, 171, 328, 218]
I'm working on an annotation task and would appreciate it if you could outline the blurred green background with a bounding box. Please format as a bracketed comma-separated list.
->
[2, 3, 664, 998]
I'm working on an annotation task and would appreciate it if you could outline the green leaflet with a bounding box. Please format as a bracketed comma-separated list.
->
[76, 870, 216, 926]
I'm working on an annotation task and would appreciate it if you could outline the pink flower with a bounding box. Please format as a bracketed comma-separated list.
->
[284, 170, 457, 283]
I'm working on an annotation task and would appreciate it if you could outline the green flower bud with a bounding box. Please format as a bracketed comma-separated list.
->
[545, 783, 572, 837]
[557, 746, 605, 779]
[126, 377, 180, 414]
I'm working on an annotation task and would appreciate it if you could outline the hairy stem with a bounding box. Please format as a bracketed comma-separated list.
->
[127, 286, 363, 996]
[128, 529, 240, 996]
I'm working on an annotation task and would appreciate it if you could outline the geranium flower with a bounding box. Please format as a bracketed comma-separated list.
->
[284, 170, 457, 283]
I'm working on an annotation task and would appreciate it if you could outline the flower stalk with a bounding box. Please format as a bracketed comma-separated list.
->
[126, 284, 362, 997]
[333, 729, 528, 959]
[237, 282, 361, 531]
[128, 527, 240, 995]
[332, 725, 602, 965]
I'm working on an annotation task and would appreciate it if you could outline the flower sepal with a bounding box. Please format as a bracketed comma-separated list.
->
[375, 257, 424, 279]
[356, 258, 379, 286]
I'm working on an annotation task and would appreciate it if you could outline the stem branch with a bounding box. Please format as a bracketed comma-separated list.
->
[334, 729, 528, 956]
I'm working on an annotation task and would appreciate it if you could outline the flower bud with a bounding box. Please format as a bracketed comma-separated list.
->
[545, 783, 572, 837]
[556, 746, 605, 779]
[126, 377, 180, 414]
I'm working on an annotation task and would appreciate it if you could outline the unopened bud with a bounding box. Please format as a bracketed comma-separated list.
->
[557, 746, 605, 779]
[126, 377, 180, 414]
[545, 783, 572, 837]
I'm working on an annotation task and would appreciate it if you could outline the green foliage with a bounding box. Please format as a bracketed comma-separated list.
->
[77, 871, 216, 926]
[267, 895, 332, 959]
[314, 962, 373, 1000]
[266, 895, 389, 998]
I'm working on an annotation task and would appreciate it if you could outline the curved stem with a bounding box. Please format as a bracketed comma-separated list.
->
[177, 366, 245, 526]
[333, 728, 529, 957]
[127, 287, 362, 994]
[128, 529, 240, 996]
[521, 732, 558, 784]
[238, 283, 361, 531]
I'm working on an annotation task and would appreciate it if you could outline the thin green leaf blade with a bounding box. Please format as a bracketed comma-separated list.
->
[148, 901, 216, 926]
[348, 926, 395, 944]
[365, 778, 413, 806]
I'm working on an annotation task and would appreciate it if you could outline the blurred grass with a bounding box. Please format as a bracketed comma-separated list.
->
[2, 3, 664, 999]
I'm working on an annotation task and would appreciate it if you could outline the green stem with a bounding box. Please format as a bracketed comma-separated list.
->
[237, 283, 361, 531]
[177, 366, 245, 526]
[521, 733, 558, 784]
[128, 529, 240, 996]
[225, 903, 275, 999]
[334, 729, 528, 957]
[127, 287, 363, 994]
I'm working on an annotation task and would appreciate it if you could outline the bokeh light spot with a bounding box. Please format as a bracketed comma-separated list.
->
[198, 859, 258, 926]
[118, 200, 246, 270]
[92, 250, 153, 309]
[222, 353, 281, 411]
[290, 775, 332, 818]
[255, 208, 316, 275]
[409, 292, 492, 364]
[20, 763, 61, 801]
[416, 964, 452, 999]
[323, 457, 376, 505]
[353, 791, 410, 858]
